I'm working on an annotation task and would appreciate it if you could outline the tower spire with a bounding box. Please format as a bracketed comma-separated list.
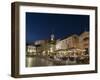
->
[51, 28, 55, 41]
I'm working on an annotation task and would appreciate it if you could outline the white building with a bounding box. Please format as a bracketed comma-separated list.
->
[56, 39, 68, 50]
[27, 45, 36, 55]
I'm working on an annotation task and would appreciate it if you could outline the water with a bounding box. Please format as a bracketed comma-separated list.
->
[26, 56, 53, 67]
[26, 55, 89, 67]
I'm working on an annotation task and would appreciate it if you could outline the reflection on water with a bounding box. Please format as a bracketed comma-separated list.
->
[26, 55, 89, 67]
[26, 56, 53, 67]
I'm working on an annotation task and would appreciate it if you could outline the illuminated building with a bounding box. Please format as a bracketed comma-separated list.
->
[26, 45, 36, 55]
[79, 31, 89, 49]
[79, 31, 89, 55]
[49, 34, 56, 53]
[56, 31, 89, 56]
[26, 31, 89, 56]
[56, 34, 79, 50]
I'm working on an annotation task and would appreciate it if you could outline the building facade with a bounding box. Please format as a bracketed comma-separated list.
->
[26, 31, 89, 56]
[26, 45, 36, 55]
[79, 31, 89, 50]
[55, 32, 89, 56]
[34, 40, 48, 55]
[56, 34, 79, 50]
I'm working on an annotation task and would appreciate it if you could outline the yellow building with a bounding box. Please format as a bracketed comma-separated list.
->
[56, 32, 89, 56]
[27, 31, 89, 56]
[79, 31, 89, 50]
[66, 34, 79, 49]
[56, 34, 79, 50]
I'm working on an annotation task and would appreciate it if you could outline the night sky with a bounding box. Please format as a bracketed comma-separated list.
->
[26, 12, 89, 43]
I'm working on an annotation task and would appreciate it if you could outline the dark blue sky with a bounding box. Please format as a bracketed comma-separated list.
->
[26, 12, 89, 43]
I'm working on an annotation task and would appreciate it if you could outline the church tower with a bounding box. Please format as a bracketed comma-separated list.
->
[51, 34, 55, 41]
[49, 33, 56, 53]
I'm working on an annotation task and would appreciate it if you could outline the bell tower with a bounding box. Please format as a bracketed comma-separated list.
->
[49, 29, 56, 53]
[51, 34, 55, 41]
